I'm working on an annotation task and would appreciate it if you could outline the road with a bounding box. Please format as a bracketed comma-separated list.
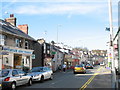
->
[17, 65, 111, 90]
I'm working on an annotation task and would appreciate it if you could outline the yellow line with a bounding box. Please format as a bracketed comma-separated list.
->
[79, 67, 101, 90]
[97, 67, 102, 71]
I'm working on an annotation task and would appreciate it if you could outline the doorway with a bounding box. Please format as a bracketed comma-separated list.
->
[14, 54, 22, 69]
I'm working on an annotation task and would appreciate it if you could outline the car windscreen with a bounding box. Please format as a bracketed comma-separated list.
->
[86, 64, 92, 66]
[31, 67, 43, 72]
[0, 70, 9, 77]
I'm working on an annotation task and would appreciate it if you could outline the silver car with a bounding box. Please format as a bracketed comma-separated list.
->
[0, 69, 32, 90]
[29, 67, 53, 82]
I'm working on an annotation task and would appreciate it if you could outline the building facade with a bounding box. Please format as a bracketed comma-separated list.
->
[0, 16, 35, 70]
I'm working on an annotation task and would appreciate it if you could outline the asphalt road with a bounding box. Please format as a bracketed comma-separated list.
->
[16, 65, 111, 90]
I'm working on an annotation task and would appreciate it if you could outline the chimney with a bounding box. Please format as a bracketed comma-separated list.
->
[18, 24, 28, 34]
[5, 14, 16, 26]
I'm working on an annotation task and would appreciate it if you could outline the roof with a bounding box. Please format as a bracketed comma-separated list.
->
[0, 19, 36, 41]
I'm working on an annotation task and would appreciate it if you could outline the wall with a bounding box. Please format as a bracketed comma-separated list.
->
[32, 42, 43, 67]
[2, 53, 14, 69]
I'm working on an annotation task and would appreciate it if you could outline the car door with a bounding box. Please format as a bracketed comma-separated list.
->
[12, 70, 21, 86]
[46, 67, 52, 78]
[17, 70, 29, 85]
[42, 67, 49, 79]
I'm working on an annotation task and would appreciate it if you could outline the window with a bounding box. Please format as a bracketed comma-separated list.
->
[0, 34, 6, 45]
[17, 70, 25, 75]
[12, 70, 19, 76]
[25, 40, 29, 49]
[26, 57, 30, 64]
[15, 38, 22, 48]
[1, 70, 9, 77]
[5, 57, 9, 64]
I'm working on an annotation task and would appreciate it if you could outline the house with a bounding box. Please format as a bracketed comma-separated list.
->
[0, 15, 35, 70]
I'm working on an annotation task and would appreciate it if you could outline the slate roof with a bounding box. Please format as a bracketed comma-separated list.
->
[0, 19, 36, 41]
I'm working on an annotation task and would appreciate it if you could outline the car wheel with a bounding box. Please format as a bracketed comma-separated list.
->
[40, 76, 44, 83]
[73, 71, 76, 74]
[49, 74, 53, 80]
[10, 82, 16, 90]
[28, 79, 32, 86]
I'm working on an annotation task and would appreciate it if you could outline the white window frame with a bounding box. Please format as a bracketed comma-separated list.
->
[0, 34, 6, 45]
[15, 38, 22, 48]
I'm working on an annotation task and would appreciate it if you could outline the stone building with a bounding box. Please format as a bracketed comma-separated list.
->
[0, 15, 35, 70]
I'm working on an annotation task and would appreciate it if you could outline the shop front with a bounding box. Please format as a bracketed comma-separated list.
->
[2, 46, 34, 70]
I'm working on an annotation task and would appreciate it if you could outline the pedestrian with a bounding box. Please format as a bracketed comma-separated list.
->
[58, 65, 62, 72]
[63, 64, 66, 72]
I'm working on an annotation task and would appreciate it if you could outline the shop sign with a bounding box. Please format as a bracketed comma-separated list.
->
[3, 47, 32, 54]
[32, 54, 35, 59]
[0, 52, 9, 55]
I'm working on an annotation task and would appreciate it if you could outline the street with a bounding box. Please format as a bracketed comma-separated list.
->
[16, 65, 111, 90]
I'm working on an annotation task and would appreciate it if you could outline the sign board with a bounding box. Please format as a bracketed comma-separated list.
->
[3, 47, 33, 54]
[0, 52, 9, 55]
[32, 54, 35, 59]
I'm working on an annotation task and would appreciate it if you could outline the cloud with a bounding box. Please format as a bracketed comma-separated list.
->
[12, 3, 106, 15]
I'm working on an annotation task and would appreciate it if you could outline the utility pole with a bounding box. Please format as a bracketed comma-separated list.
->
[108, 0, 116, 88]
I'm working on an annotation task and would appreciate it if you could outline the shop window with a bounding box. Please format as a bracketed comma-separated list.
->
[22, 59, 24, 65]
[47, 50, 50, 54]
[26, 57, 30, 65]
[5, 57, 9, 64]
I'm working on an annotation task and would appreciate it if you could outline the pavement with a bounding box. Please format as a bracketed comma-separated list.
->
[116, 73, 120, 89]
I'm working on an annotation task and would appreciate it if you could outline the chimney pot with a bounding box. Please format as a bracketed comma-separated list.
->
[10, 14, 14, 17]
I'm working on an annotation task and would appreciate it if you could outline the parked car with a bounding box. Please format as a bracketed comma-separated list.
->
[73, 65, 86, 74]
[100, 62, 105, 66]
[85, 64, 93, 69]
[0, 69, 32, 90]
[28, 67, 53, 82]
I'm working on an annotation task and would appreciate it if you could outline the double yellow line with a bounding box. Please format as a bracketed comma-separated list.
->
[79, 67, 102, 90]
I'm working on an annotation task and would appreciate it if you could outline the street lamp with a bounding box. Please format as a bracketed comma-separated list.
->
[57, 24, 62, 45]
[56, 24, 62, 68]
[108, 0, 116, 88]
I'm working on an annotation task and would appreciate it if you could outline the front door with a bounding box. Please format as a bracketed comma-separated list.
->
[14, 54, 22, 69]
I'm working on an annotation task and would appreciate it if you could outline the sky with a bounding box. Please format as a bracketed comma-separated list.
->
[1, 0, 118, 50]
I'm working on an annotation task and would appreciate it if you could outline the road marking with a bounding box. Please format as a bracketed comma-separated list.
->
[79, 67, 102, 90]
[97, 67, 102, 71]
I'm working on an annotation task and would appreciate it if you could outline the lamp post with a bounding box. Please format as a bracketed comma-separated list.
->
[56, 24, 61, 69]
[57, 24, 62, 45]
[108, 0, 116, 88]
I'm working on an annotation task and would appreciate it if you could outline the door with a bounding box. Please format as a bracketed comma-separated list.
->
[12, 70, 21, 86]
[43, 67, 49, 79]
[14, 54, 22, 69]
[17, 70, 29, 84]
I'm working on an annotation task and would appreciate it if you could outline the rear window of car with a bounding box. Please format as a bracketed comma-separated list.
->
[0, 70, 9, 77]
[75, 65, 83, 67]
[31, 67, 43, 72]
